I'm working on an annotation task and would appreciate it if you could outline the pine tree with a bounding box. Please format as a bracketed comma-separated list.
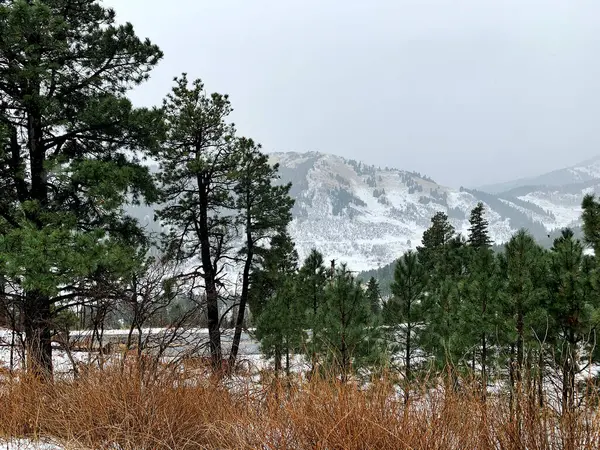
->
[155, 75, 238, 371]
[252, 232, 303, 375]
[417, 213, 466, 377]
[498, 230, 548, 416]
[228, 139, 294, 370]
[297, 249, 327, 374]
[249, 232, 298, 319]
[582, 194, 600, 255]
[0, 0, 163, 376]
[256, 275, 306, 375]
[468, 202, 493, 249]
[459, 245, 501, 398]
[417, 211, 455, 272]
[547, 228, 599, 412]
[384, 251, 426, 399]
[318, 264, 383, 382]
[462, 202, 497, 395]
[365, 277, 382, 315]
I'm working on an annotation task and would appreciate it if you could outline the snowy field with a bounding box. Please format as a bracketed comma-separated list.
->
[0, 327, 309, 375]
[0, 440, 63, 450]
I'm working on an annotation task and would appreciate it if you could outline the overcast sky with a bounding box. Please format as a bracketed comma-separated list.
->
[104, 0, 600, 187]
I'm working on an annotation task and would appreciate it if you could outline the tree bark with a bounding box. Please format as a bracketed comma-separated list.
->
[23, 291, 53, 378]
[405, 321, 411, 404]
[228, 181, 254, 370]
[228, 237, 252, 372]
[197, 172, 222, 371]
[23, 104, 53, 378]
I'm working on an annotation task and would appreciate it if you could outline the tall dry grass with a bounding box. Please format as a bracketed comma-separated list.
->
[1, 367, 600, 449]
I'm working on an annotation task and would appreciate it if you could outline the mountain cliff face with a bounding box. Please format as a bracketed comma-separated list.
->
[269, 151, 597, 272]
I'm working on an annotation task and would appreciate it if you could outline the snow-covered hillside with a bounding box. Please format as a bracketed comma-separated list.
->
[479, 155, 600, 194]
[130, 151, 596, 273]
[270, 151, 584, 272]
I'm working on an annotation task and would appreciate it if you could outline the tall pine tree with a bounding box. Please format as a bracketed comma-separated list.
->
[468, 202, 493, 249]
[155, 75, 238, 371]
[365, 277, 382, 315]
[418, 213, 467, 376]
[252, 232, 303, 375]
[318, 264, 382, 382]
[498, 230, 548, 417]
[417, 211, 455, 272]
[463, 202, 498, 396]
[0, 0, 163, 376]
[581, 194, 600, 255]
[384, 251, 426, 399]
[228, 140, 294, 370]
[297, 249, 327, 374]
[548, 229, 599, 412]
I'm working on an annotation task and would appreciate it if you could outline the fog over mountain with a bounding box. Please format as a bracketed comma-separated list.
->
[106, 0, 600, 188]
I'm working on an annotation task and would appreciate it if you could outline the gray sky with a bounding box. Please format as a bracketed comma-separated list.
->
[104, 0, 600, 187]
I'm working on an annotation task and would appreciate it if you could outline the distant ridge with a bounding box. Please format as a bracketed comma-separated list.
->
[478, 155, 600, 194]
[127, 150, 599, 272]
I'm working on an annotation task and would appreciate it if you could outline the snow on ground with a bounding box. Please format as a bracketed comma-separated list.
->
[570, 160, 600, 179]
[520, 192, 582, 229]
[0, 440, 63, 450]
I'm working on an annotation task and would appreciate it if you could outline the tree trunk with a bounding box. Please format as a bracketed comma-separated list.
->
[563, 335, 576, 414]
[274, 347, 282, 374]
[405, 321, 411, 404]
[509, 343, 515, 418]
[228, 227, 253, 372]
[516, 308, 524, 385]
[538, 350, 544, 408]
[481, 332, 487, 401]
[341, 332, 348, 383]
[310, 282, 318, 377]
[197, 172, 222, 371]
[285, 341, 290, 377]
[24, 105, 53, 378]
[23, 291, 53, 378]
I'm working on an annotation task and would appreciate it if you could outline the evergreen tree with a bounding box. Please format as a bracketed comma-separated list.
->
[249, 232, 298, 319]
[297, 249, 327, 374]
[318, 264, 383, 382]
[365, 277, 382, 315]
[498, 230, 548, 415]
[383, 251, 426, 399]
[468, 202, 493, 249]
[417, 211, 455, 272]
[547, 228, 599, 412]
[0, 0, 163, 376]
[155, 75, 238, 371]
[460, 202, 497, 395]
[418, 214, 466, 376]
[228, 139, 294, 370]
[251, 232, 301, 375]
[459, 245, 501, 397]
[582, 194, 600, 255]
[256, 276, 306, 376]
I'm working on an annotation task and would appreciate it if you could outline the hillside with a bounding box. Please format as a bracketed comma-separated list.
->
[270, 151, 591, 272]
[130, 151, 596, 273]
[479, 155, 600, 194]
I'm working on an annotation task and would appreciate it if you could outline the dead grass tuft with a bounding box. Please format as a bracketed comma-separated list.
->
[1, 368, 600, 449]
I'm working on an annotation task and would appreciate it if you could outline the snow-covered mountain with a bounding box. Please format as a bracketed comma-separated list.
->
[128, 152, 600, 273]
[270, 152, 600, 272]
[479, 156, 600, 194]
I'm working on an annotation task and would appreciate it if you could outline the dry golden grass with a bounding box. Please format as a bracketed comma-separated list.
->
[1, 368, 600, 449]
